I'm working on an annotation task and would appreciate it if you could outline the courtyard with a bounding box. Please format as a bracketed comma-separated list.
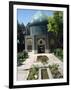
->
[17, 11, 63, 81]
[17, 53, 63, 80]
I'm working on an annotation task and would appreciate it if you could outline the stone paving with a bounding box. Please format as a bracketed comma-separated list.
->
[47, 68, 53, 79]
[17, 53, 63, 80]
[17, 70, 29, 80]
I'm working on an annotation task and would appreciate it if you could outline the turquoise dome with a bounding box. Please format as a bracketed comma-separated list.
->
[30, 11, 47, 24]
[27, 11, 48, 36]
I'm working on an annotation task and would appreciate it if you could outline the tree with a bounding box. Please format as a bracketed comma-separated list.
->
[17, 21, 26, 52]
[26, 23, 30, 35]
[48, 11, 63, 49]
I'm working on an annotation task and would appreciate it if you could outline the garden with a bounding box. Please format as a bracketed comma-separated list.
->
[17, 11, 63, 80]
[27, 55, 63, 80]
[27, 66, 39, 80]
[48, 64, 63, 78]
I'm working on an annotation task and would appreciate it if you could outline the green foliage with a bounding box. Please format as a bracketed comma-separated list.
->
[48, 11, 63, 34]
[17, 51, 29, 66]
[49, 64, 63, 78]
[17, 21, 26, 52]
[48, 16, 55, 32]
[49, 64, 59, 70]
[23, 50, 29, 59]
[27, 67, 39, 80]
[54, 48, 63, 61]
[48, 11, 63, 48]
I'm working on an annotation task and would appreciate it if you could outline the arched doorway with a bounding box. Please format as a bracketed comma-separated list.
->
[37, 39, 45, 53]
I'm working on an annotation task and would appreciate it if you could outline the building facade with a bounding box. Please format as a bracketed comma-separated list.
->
[25, 11, 49, 54]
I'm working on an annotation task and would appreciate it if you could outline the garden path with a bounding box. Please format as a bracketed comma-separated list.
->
[17, 53, 63, 80]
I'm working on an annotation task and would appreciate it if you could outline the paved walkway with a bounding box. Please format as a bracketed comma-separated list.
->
[17, 53, 63, 80]
[17, 53, 37, 80]
[17, 70, 29, 80]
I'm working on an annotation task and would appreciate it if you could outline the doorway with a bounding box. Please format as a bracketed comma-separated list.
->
[38, 45, 45, 53]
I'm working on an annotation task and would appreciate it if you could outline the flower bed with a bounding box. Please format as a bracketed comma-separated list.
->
[27, 67, 39, 80]
[48, 64, 63, 79]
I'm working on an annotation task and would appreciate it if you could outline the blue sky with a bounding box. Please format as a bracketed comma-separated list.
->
[17, 9, 53, 26]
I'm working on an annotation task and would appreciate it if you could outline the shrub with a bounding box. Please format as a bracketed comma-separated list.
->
[49, 64, 63, 78]
[27, 66, 39, 80]
[23, 50, 29, 59]
[54, 48, 63, 61]
[17, 51, 28, 66]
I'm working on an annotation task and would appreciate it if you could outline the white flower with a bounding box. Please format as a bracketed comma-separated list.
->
[34, 75, 37, 79]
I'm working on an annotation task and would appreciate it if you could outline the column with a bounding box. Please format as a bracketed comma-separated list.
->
[32, 36, 34, 53]
[38, 68, 41, 79]
[25, 36, 27, 52]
